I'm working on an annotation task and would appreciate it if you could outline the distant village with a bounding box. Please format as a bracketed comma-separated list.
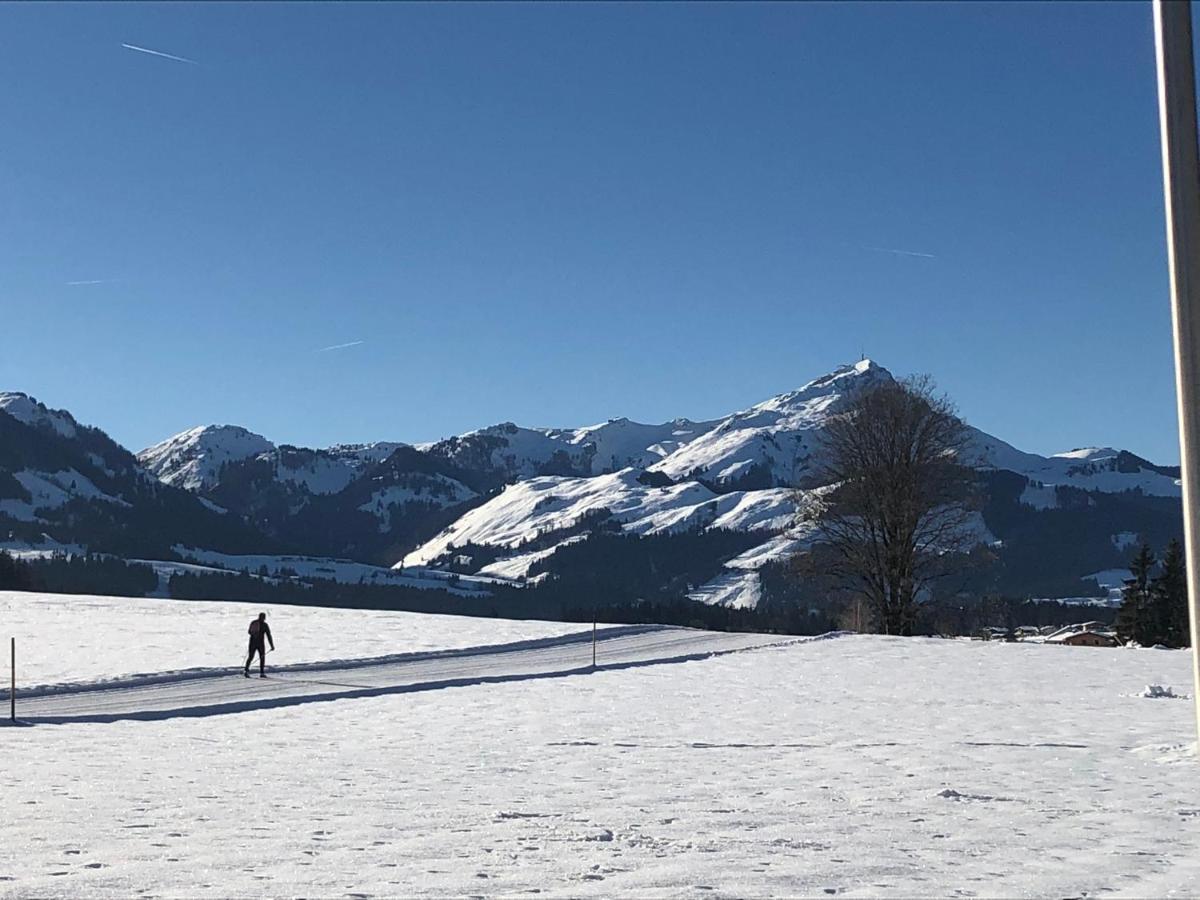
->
[976, 621, 1122, 648]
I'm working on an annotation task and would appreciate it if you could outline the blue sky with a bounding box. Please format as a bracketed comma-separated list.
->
[0, 2, 1181, 461]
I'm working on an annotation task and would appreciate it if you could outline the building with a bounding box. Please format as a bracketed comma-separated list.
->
[1045, 629, 1121, 648]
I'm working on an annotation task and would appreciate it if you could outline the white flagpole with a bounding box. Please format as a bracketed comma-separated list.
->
[1153, 0, 1200, 751]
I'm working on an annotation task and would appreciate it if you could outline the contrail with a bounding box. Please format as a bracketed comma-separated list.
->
[865, 245, 937, 259]
[66, 279, 113, 286]
[121, 43, 197, 65]
[316, 340, 365, 353]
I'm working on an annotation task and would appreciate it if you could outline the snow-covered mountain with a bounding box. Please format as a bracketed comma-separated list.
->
[5, 360, 1185, 612]
[969, 432, 1180, 501]
[394, 361, 1182, 609]
[138, 425, 405, 496]
[646, 359, 893, 489]
[0, 391, 79, 438]
[0, 393, 265, 559]
[422, 416, 719, 482]
[139, 425, 275, 491]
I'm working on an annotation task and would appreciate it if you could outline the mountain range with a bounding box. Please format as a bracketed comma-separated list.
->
[0, 361, 1184, 612]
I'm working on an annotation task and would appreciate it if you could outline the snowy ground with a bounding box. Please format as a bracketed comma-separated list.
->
[3, 592, 1200, 898]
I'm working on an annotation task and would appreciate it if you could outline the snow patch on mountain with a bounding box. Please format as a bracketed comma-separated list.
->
[1054, 447, 1119, 461]
[0, 469, 131, 522]
[327, 442, 407, 471]
[360, 477, 476, 513]
[476, 538, 588, 582]
[273, 452, 357, 495]
[688, 571, 763, 609]
[359, 475, 478, 531]
[1019, 482, 1058, 510]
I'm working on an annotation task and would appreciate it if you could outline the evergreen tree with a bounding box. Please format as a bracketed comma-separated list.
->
[1117, 543, 1156, 645]
[1151, 539, 1189, 648]
[0, 550, 37, 590]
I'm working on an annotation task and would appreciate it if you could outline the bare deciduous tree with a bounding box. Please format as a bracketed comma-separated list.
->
[813, 375, 976, 636]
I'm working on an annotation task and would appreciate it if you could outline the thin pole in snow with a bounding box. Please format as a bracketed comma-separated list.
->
[592, 609, 597, 669]
[1153, 0, 1200, 752]
[9, 637, 14, 723]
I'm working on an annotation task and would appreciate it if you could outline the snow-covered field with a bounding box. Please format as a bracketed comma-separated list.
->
[3, 591, 1200, 898]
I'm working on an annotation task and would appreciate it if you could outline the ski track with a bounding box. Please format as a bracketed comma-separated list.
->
[16, 627, 805, 724]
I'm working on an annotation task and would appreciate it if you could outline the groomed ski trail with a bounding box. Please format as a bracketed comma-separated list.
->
[14, 625, 831, 724]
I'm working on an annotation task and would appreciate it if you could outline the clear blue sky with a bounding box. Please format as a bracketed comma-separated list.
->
[0, 2, 1182, 461]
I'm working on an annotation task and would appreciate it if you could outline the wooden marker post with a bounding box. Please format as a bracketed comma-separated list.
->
[592, 611, 597, 669]
[10, 637, 14, 723]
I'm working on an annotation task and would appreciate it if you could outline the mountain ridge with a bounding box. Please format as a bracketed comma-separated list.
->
[1, 362, 1185, 610]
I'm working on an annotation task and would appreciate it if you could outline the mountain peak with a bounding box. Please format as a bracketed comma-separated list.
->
[138, 424, 275, 491]
[749, 359, 894, 420]
[0, 391, 79, 438]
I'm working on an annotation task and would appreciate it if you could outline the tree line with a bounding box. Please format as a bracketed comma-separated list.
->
[1116, 540, 1191, 647]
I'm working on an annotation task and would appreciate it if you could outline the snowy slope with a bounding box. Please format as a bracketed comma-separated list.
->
[648, 359, 892, 488]
[272, 447, 363, 495]
[0, 391, 78, 437]
[3, 593, 1199, 898]
[399, 362, 1000, 607]
[358, 474, 478, 531]
[972, 431, 1181, 499]
[398, 360, 1177, 610]
[0, 469, 131, 523]
[403, 469, 796, 568]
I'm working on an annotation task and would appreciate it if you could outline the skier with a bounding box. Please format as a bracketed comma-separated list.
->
[244, 612, 275, 678]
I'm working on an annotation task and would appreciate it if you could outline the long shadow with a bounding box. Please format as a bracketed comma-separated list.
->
[18, 644, 752, 725]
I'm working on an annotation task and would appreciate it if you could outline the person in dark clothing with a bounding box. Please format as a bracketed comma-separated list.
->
[244, 612, 275, 678]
